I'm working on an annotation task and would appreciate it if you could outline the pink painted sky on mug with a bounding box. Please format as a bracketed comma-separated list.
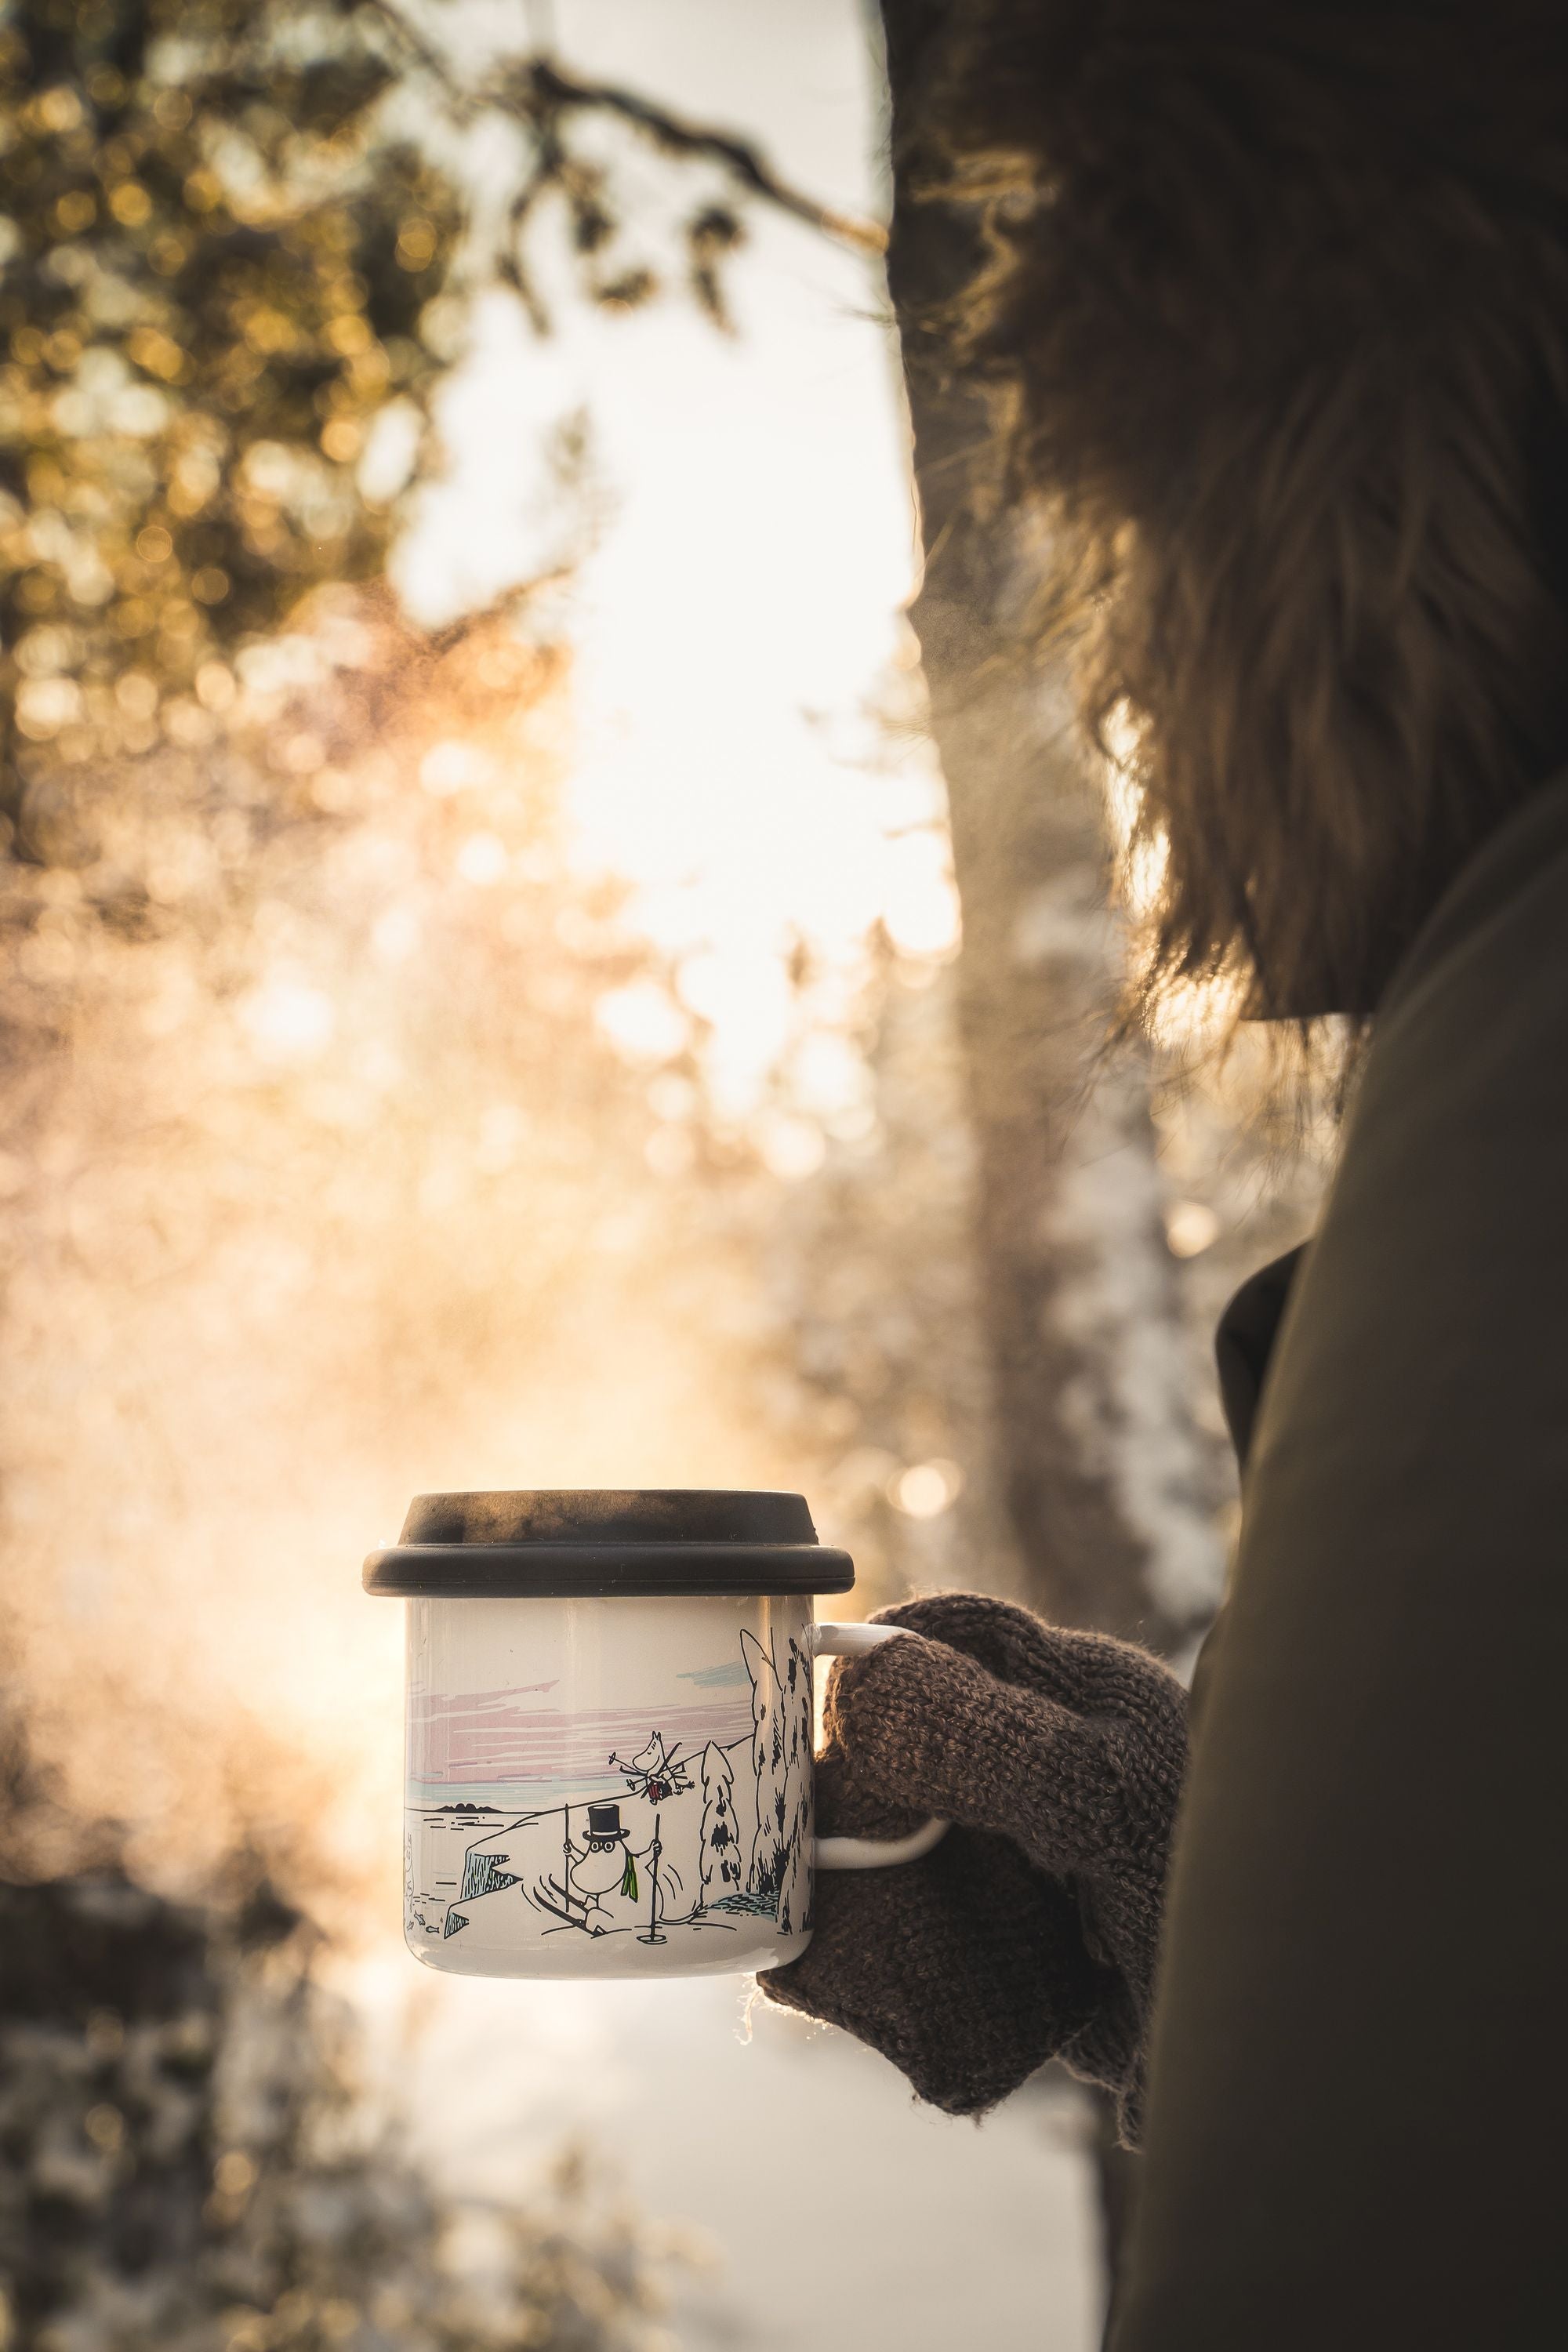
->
[410, 1686, 755, 1787]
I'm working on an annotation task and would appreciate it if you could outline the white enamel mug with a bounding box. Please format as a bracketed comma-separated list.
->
[364, 1489, 947, 1980]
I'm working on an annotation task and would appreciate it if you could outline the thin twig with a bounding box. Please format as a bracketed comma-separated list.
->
[361, 0, 887, 258]
[526, 59, 887, 256]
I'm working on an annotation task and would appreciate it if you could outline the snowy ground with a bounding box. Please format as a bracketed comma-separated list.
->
[383, 1963, 1102, 2350]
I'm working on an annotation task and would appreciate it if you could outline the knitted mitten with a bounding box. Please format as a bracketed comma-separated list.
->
[757, 1593, 1189, 2145]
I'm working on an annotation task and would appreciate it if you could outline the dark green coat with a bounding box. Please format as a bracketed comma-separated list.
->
[1113, 778, 1568, 2345]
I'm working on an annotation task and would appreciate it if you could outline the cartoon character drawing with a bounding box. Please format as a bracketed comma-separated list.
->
[564, 1799, 675, 1938]
[608, 1730, 694, 1806]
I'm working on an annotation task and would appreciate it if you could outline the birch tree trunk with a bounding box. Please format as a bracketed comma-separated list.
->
[876, 0, 1221, 1655]
[871, 16, 1231, 2318]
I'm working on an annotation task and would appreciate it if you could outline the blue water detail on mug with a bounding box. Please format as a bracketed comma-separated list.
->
[404, 1628, 813, 1949]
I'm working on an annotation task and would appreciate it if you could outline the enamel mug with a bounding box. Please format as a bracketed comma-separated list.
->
[364, 1489, 947, 1980]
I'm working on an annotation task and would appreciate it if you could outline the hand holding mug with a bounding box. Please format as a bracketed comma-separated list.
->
[759, 1592, 1190, 2132]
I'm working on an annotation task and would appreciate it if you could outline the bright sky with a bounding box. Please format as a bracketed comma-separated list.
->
[391, 0, 956, 1122]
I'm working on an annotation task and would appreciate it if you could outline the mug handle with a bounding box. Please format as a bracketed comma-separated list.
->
[811, 1622, 951, 1871]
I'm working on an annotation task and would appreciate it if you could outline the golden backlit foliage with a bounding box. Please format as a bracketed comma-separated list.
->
[0, 0, 880, 872]
[0, 0, 463, 861]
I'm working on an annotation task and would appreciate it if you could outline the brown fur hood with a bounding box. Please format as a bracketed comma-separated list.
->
[891, 1, 1568, 1018]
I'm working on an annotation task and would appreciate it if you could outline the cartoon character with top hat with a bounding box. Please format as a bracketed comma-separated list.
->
[564, 1801, 671, 1939]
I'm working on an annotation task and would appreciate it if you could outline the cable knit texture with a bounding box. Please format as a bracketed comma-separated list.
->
[757, 1594, 1189, 2146]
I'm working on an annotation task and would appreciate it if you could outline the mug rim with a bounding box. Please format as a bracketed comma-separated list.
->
[363, 1540, 855, 1599]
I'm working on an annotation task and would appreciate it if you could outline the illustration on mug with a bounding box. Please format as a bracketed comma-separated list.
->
[404, 1627, 814, 1949]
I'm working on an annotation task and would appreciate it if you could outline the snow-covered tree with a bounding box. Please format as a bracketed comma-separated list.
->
[741, 1629, 788, 1900]
[741, 1630, 814, 1930]
[775, 1635, 814, 1936]
[0, 1700, 687, 2352]
[697, 1741, 741, 1911]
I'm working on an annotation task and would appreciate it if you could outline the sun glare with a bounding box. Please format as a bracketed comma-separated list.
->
[0, 83, 972, 1925]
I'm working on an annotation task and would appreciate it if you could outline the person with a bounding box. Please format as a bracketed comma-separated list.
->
[760, 5, 1568, 2345]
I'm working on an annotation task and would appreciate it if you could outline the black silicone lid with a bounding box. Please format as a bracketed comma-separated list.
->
[362, 1487, 854, 1599]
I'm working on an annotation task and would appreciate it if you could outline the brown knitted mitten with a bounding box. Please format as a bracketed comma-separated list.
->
[757, 1593, 1189, 2144]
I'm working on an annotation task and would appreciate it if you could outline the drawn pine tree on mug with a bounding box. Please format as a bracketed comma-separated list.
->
[741, 1628, 813, 1933]
[697, 1740, 742, 1911]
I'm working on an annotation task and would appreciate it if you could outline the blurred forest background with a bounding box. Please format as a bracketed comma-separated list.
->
[0, 3, 1329, 2349]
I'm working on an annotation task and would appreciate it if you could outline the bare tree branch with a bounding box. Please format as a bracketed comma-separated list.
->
[364, 0, 887, 257]
[524, 60, 887, 255]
